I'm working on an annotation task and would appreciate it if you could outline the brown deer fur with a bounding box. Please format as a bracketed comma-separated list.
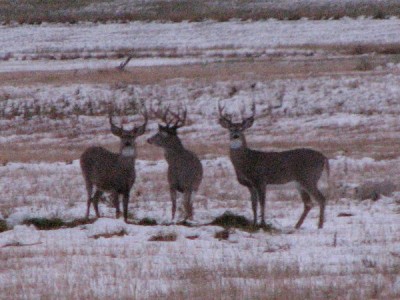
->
[147, 106, 203, 221]
[218, 103, 329, 229]
[80, 110, 147, 222]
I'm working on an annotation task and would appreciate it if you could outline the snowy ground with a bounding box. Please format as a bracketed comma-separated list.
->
[0, 19, 400, 299]
[1, 18, 400, 71]
[0, 157, 399, 299]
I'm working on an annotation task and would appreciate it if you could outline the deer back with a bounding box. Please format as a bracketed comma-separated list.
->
[230, 147, 326, 186]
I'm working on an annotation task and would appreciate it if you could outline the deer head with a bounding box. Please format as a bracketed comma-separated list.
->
[218, 101, 256, 149]
[109, 106, 148, 156]
[147, 105, 187, 149]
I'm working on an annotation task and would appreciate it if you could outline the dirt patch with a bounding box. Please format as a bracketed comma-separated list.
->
[0, 55, 395, 87]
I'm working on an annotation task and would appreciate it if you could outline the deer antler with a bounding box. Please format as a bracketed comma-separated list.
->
[133, 104, 148, 135]
[240, 101, 256, 130]
[218, 101, 234, 128]
[152, 104, 187, 129]
[168, 105, 187, 129]
[108, 104, 148, 136]
[109, 109, 124, 137]
[218, 101, 256, 130]
[240, 101, 256, 125]
[151, 105, 173, 126]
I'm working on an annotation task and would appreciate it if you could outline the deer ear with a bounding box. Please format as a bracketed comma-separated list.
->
[110, 124, 123, 137]
[134, 124, 146, 136]
[241, 116, 254, 131]
[218, 117, 232, 129]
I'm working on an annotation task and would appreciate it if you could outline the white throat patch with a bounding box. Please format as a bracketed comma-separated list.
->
[230, 139, 243, 149]
[121, 147, 136, 157]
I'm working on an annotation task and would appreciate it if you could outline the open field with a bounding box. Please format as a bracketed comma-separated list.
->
[0, 16, 400, 299]
[1, 0, 400, 23]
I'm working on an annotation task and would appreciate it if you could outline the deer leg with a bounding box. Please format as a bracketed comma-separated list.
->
[122, 193, 130, 222]
[310, 188, 326, 229]
[112, 191, 121, 219]
[300, 183, 326, 229]
[170, 188, 177, 221]
[249, 187, 258, 226]
[183, 191, 193, 221]
[85, 183, 93, 219]
[92, 190, 103, 218]
[257, 185, 267, 227]
[295, 189, 313, 229]
[318, 196, 326, 229]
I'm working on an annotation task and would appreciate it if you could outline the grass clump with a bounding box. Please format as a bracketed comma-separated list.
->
[91, 229, 127, 239]
[210, 211, 276, 232]
[210, 211, 254, 231]
[23, 217, 95, 230]
[0, 219, 8, 233]
[214, 228, 230, 240]
[149, 232, 177, 242]
[138, 217, 158, 226]
[23, 217, 65, 230]
[211, 211, 250, 227]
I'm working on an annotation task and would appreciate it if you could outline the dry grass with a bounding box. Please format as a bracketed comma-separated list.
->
[0, 139, 164, 163]
[0, 56, 397, 162]
[23, 217, 96, 230]
[148, 231, 177, 242]
[91, 229, 127, 239]
[2, 0, 400, 24]
[301, 42, 400, 56]
[1, 214, 399, 299]
[46, 127, 399, 164]
[0, 55, 393, 88]
[2, 239, 397, 300]
[152, 261, 400, 300]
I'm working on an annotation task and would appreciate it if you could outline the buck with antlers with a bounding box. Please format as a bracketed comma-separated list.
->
[218, 102, 329, 229]
[147, 105, 203, 222]
[80, 107, 148, 222]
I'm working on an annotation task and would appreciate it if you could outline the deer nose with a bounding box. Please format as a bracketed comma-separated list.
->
[232, 133, 240, 139]
[147, 137, 153, 144]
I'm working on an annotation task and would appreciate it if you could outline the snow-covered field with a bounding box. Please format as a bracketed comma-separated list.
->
[1, 18, 400, 71]
[1, 18, 400, 299]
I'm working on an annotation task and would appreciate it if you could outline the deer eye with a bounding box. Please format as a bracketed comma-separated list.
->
[160, 131, 168, 138]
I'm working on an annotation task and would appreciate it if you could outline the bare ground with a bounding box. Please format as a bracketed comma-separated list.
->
[0, 55, 395, 87]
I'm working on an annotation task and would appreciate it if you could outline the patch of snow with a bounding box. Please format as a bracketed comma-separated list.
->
[86, 218, 128, 238]
[0, 225, 41, 247]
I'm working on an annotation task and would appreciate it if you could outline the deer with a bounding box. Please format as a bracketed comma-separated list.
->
[147, 105, 203, 222]
[218, 102, 329, 229]
[80, 107, 148, 222]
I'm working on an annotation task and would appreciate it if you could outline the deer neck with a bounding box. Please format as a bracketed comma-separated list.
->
[230, 145, 249, 159]
[229, 135, 247, 151]
[163, 138, 186, 162]
[229, 136, 250, 166]
[164, 137, 184, 152]
[120, 146, 136, 160]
